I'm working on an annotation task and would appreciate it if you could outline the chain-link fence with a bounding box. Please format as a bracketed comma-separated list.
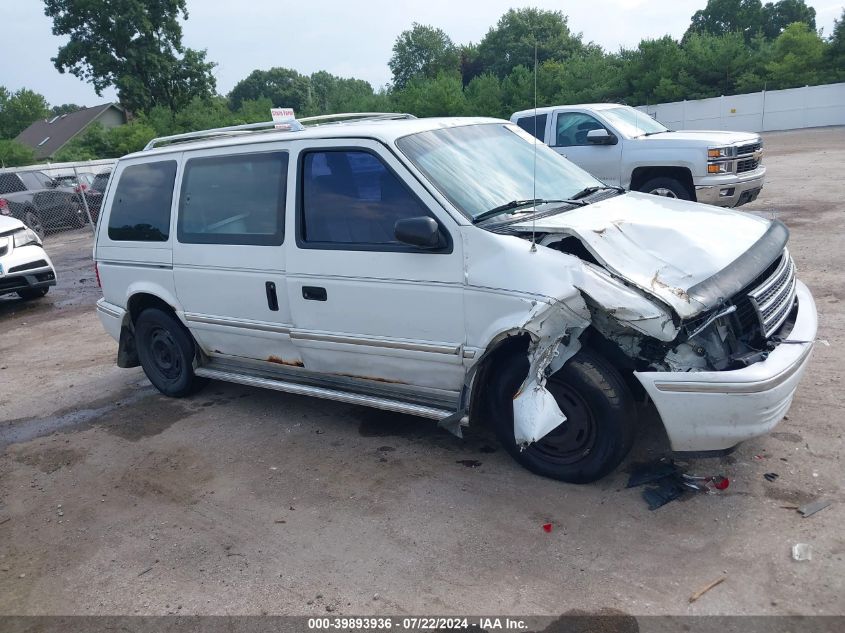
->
[0, 159, 116, 240]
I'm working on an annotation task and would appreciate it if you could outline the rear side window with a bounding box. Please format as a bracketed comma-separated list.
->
[178, 152, 288, 246]
[516, 114, 547, 142]
[0, 173, 25, 194]
[300, 149, 431, 247]
[108, 161, 177, 242]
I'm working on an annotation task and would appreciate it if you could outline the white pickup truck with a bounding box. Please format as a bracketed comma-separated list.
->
[510, 103, 765, 208]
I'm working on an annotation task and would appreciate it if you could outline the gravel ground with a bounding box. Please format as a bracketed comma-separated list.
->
[0, 126, 842, 617]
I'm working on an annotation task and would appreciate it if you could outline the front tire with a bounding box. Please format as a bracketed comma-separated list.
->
[135, 308, 208, 397]
[489, 349, 637, 483]
[638, 177, 691, 201]
[17, 287, 49, 300]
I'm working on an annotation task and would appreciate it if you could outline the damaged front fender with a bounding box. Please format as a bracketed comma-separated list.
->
[511, 299, 589, 445]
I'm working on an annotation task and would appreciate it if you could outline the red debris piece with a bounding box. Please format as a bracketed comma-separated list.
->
[713, 477, 730, 490]
[542, 523, 553, 533]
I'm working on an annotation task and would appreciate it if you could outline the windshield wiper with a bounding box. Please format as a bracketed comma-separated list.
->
[473, 199, 569, 224]
[637, 130, 671, 137]
[566, 185, 625, 200]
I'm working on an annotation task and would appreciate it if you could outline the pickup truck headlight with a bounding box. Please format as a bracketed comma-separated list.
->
[13, 228, 42, 248]
[708, 147, 731, 158]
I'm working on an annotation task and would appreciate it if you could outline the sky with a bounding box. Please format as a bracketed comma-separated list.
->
[2, 0, 842, 108]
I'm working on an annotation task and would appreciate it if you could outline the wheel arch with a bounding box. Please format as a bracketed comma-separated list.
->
[630, 166, 695, 199]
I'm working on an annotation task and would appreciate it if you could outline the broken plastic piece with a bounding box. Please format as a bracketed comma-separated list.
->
[643, 478, 686, 510]
[542, 523, 553, 533]
[713, 476, 730, 490]
[798, 500, 832, 518]
[626, 459, 678, 488]
[764, 472, 779, 482]
[792, 543, 812, 561]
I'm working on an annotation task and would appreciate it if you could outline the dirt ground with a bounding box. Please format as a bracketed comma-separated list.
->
[1, 127, 843, 617]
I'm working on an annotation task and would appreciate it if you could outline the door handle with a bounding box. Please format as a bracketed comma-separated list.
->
[302, 286, 327, 301]
[265, 281, 279, 311]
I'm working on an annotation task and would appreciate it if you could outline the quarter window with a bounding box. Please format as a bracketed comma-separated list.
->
[300, 150, 432, 247]
[178, 152, 288, 245]
[516, 114, 547, 142]
[108, 161, 177, 242]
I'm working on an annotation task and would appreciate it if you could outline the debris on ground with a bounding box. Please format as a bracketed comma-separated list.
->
[764, 472, 779, 482]
[798, 500, 832, 518]
[689, 575, 727, 603]
[792, 543, 812, 561]
[542, 523, 553, 533]
[627, 459, 730, 510]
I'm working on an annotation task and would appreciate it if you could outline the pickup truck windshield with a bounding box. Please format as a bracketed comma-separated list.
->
[396, 123, 600, 220]
[601, 106, 668, 138]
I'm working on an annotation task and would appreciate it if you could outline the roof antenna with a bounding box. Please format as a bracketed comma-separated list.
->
[530, 39, 538, 254]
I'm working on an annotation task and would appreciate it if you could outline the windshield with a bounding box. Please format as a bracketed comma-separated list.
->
[396, 123, 601, 220]
[601, 106, 668, 138]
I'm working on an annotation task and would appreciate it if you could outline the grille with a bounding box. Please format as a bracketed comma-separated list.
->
[8, 259, 48, 273]
[737, 142, 762, 156]
[747, 251, 797, 337]
[736, 158, 760, 173]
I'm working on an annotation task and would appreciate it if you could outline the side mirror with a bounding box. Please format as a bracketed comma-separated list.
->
[394, 216, 443, 249]
[586, 129, 617, 145]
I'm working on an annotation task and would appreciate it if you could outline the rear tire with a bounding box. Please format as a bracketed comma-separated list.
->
[17, 287, 49, 300]
[23, 209, 46, 240]
[489, 349, 637, 483]
[638, 177, 691, 201]
[135, 308, 208, 397]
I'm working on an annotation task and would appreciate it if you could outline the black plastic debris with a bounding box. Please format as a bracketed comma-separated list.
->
[764, 472, 779, 482]
[627, 458, 729, 510]
[798, 499, 832, 518]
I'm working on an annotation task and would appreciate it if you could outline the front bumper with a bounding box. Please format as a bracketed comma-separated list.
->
[695, 167, 765, 207]
[0, 244, 57, 297]
[634, 280, 817, 452]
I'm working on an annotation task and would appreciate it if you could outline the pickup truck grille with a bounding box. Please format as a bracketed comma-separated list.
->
[747, 251, 797, 338]
[737, 141, 762, 156]
[736, 157, 760, 173]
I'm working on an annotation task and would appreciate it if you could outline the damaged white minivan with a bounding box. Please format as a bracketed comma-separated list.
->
[94, 114, 817, 483]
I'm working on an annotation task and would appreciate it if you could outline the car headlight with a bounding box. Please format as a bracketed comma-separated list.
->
[13, 228, 42, 248]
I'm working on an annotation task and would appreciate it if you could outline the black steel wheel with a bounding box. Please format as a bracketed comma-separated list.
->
[135, 308, 208, 397]
[489, 349, 637, 483]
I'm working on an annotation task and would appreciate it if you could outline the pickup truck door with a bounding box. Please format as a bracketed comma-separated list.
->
[549, 111, 623, 187]
[284, 139, 466, 394]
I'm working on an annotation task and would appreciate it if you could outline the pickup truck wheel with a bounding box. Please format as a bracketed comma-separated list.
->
[489, 349, 637, 483]
[639, 177, 691, 201]
[17, 287, 49, 300]
[135, 308, 208, 397]
[23, 209, 46, 240]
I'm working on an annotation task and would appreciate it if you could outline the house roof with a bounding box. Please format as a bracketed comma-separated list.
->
[15, 103, 125, 160]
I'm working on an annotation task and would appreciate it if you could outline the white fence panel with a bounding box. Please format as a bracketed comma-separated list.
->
[638, 82, 845, 132]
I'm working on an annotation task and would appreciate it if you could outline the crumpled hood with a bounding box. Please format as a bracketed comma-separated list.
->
[509, 192, 774, 319]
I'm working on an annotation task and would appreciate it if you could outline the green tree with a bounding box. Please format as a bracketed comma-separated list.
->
[681, 32, 755, 97]
[389, 24, 460, 89]
[309, 71, 376, 115]
[50, 103, 82, 116]
[686, 0, 763, 40]
[393, 72, 466, 117]
[827, 9, 845, 81]
[0, 87, 50, 138]
[540, 50, 625, 105]
[464, 73, 503, 117]
[55, 119, 157, 160]
[619, 37, 688, 105]
[500, 65, 534, 114]
[765, 22, 827, 88]
[0, 140, 36, 167]
[228, 67, 311, 112]
[761, 0, 816, 39]
[44, 0, 216, 112]
[476, 8, 585, 79]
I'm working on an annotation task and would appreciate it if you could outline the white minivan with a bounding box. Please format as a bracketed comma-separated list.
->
[94, 114, 817, 483]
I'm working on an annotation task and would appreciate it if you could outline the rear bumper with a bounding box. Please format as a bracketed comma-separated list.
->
[695, 168, 765, 207]
[96, 298, 125, 341]
[634, 280, 817, 452]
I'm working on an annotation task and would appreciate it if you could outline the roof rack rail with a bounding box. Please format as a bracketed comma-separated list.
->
[143, 112, 416, 151]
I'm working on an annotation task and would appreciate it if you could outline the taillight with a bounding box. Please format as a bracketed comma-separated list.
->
[95, 262, 101, 287]
[75, 183, 88, 193]
[0, 198, 9, 215]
